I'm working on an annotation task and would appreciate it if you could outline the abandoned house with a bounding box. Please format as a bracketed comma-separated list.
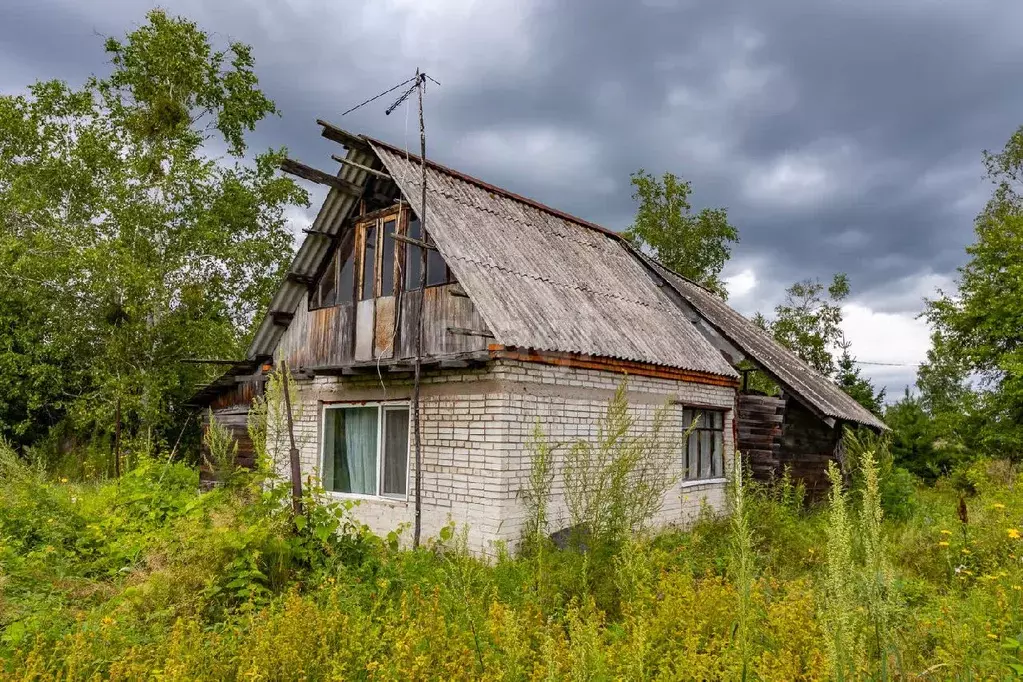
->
[192, 121, 885, 551]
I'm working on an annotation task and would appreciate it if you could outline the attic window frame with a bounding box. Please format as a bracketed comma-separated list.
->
[307, 205, 457, 309]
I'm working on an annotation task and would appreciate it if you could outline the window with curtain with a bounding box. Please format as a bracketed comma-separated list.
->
[682, 408, 725, 481]
[322, 404, 410, 498]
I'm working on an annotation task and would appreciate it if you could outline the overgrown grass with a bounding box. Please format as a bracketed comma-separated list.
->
[1, 436, 1022, 680]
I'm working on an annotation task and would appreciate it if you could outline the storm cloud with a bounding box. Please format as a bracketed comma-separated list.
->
[4, 0, 1018, 394]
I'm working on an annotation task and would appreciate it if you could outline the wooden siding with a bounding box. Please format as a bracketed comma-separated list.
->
[200, 407, 257, 484]
[275, 283, 490, 370]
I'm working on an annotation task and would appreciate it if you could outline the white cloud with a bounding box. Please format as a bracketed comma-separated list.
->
[724, 267, 757, 300]
[841, 302, 931, 394]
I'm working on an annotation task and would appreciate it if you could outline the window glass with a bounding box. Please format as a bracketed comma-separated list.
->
[683, 409, 726, 481]
[381, 219, 397, 296]
[381, 407, 409, 497]
[317, 249, 338, 307]
[426, 233, 447, 287]
[338, 249, 355, 304]
[405, 216, 423, 290]
[323, 407, 378, 495]
[322, 404, 410, 498]
[361, 223, 376, 300]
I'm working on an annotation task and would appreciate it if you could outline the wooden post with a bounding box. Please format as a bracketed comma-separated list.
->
[412, 71, 428, 549]
[281, 361, 304, 518]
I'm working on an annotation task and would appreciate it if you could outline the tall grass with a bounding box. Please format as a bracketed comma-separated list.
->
[4, 424, 1023, 679]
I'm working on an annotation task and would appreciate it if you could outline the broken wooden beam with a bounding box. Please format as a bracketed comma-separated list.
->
[280, 158, 364, 196]
[447, 326, 495, 339]
[317, 119, 372, 153]
[331, 155, 391, 180]
[391, 233, 436, 250]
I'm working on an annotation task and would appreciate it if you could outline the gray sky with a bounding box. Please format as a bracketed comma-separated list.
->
[4, 0, 1019, 396]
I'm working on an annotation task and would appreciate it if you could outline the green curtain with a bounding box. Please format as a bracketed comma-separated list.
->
[325, 407, 378, 494]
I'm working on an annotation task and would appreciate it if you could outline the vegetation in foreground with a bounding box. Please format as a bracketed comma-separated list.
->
[1, 432, 1021, 681]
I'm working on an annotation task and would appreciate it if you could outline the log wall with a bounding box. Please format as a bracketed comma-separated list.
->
[737, 394, 785, 481]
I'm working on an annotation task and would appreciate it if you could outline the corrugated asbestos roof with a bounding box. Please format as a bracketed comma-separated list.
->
[245, 145, 378, 362]
[643, 258, 887, 429]
[371, 141, 739, 379]
[198, 125, 882, 430]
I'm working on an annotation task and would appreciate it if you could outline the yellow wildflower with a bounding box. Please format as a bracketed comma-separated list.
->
[987, 633, 999, 640]
[60, 477, 68, 483]
[940, 529, 953, 535]
[961, 548, 971, 555]
[993, 503, 1006, 510]
[938, 541, 950, 547]
[1008, 528, 1021, 540]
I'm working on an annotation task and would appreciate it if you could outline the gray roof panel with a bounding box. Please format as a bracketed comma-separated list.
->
[372, 141, 739, 379]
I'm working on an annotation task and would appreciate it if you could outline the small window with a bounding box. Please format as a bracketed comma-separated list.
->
[322, 403, 410, 498]
[380, 218, 397, 296]
[426, 234, 447, 287]
[682, 409, 725, 480]
[316, 249, 338, 308]
[361, 223, 376, 300]
[338, 249, 355, 304]
[405, 216, 423, 290]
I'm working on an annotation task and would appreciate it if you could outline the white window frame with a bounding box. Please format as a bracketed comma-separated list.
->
[320, 401, 411, 501]
[682, 408, 727, 483]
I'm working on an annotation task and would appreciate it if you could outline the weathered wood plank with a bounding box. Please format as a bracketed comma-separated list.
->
[280, 157, 364, 196]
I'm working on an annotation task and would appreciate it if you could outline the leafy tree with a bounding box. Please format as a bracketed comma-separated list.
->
[882, 388, 966, 482]
[836, 340, 886, 417]
[764, 273, 849, 377]
[624, 170, 739, 297]
[923, 125, 1023, 458]
[0, 10, 306, 453]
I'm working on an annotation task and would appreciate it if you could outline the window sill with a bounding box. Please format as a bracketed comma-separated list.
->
[679, 477, 727, 489]
[323, 491, 409, 506]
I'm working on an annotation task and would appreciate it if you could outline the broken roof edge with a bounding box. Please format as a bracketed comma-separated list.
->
[637, 253, 887, 431]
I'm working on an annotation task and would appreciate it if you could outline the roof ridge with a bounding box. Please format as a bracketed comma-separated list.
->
[366, 136, 626, 242]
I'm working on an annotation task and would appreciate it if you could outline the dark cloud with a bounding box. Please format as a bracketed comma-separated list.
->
[3, 0, 1019, 393]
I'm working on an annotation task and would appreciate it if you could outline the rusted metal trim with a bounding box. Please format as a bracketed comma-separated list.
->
[489, 345, 741, 388]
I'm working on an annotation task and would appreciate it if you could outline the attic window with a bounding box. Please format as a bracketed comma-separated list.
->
[405, 215, 456, 290]
[311, 240, 355, 310]
[310, 206, 456, 308]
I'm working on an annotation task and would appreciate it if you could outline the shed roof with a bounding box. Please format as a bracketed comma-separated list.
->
[370, 140, 738, 378]
[643, 257, 887, 429]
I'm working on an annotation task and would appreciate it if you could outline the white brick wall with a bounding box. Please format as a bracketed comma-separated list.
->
[281, 360, 736, 554]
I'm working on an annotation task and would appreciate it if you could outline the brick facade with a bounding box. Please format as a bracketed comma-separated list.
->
[281, 359, 736, 554]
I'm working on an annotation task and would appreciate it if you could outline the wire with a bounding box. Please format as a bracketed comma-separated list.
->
[340, 75, 419, 117]
[851, 360, 922, 367]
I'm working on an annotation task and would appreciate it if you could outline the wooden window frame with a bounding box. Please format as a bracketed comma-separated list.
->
[355, 208, 404, 300]
[682, 408, 726, 482]
[308, 204, 458, 308]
